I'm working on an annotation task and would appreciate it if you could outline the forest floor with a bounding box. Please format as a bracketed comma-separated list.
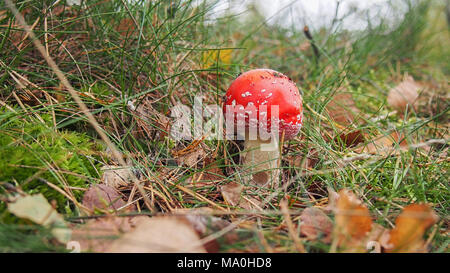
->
[0, 0, 448, 253]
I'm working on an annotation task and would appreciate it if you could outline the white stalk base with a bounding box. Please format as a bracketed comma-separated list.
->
[241, 138, 280, 188]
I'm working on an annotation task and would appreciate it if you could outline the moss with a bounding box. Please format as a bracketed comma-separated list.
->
[0, 108, 103, 213]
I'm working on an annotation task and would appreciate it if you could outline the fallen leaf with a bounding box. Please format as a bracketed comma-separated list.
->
[327, 189, 440, 253]
[380, 204, 438, 253]
[201, 49, 233, 69]
[239, 195, 263, 211]
[337, 130, 365, 147]
[82, 184, 131, 212]
[286, 147, 319, 170]
[387, 75, 421, 113]
[71, 216, 143, 252]
[326, 92, 360, 126]
[365, 223, 387, 253]
[299, 207, 333, 243]
[175, 147, 206, 167]
[221, 182, 244, 207]
[357, 131, 408, 156]
[325, 187, 340, 211]
[101, 165, 133, 188]
[115, 18, 136, 38]
[130, 98, 171, 140]
[332, 189, 373, 252]
[220, 182, 262, 210]
[190, 160, 225, 186]
[299, 41, 311, 51]
[107, 216, 207, 253]
[180, 208, 229, 235]
[7, 194, 71, 243]
[325, 91, 365, 147]
[178, 207, 234, 252]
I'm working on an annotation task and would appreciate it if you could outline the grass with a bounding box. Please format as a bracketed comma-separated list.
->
[0, 0, 448, 252]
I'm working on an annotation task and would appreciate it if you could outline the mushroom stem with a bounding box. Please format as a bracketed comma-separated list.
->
[242, 137, 280, 188]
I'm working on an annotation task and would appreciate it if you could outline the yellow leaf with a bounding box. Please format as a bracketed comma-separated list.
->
[201, 49, 233, 69]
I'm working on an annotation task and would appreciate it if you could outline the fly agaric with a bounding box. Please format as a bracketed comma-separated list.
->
[223, 69, 303, 187]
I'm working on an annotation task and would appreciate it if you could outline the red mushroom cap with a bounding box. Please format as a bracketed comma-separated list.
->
[223, 69, 303, 140]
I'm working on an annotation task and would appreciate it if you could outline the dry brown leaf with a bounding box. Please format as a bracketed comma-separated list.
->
[337, 130, 365, 147]
[115, 18, 136, 37]
[220, 182, 243, 207]
[107, 216, 207, 253]
[299, 207, 333, 243]
[299, 41, 311, 51]
[325, 91, 365, 147]
[332, 189, 373, 252]
[326, 92, 360, 126]
[175, 146, 206, 167]
[101, 165, 133, 188]
[239, 196, 263, 211]
[220, 182, 263, 210]
[82, 184, 131, 212]
[365, 223, 388, 253]
[326, 187, 340, 211]
[190, 160, 225, 186]
[180, 208, 230, 235]
[286, 148, 319, 170]
[380, 204, 439, 253]
[71, 216, 143, 252]
[327, 189, 439, 253]
[357, 131, 408, 156]
[387, 75, 421, 113]
[130, 99, 171, 140]
[178, 207, 235, 252]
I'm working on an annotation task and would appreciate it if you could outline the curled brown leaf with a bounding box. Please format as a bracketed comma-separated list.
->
[387, 75, 421, 113]
[331, 189, 373, 252]
[380, 204, 439, 253]
[299, 207, 333, 243]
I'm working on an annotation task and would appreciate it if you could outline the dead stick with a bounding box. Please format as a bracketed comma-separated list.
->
[280, 199, 307, 253]
[303, 26, 320, 64]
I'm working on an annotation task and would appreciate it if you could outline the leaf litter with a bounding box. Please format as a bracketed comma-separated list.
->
[1, 0, 446, 254]
[7, 193, 71, 244]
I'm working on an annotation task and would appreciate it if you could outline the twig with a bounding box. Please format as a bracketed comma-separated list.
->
[280, 199, 306, 253]
[303, 25, 320, 64]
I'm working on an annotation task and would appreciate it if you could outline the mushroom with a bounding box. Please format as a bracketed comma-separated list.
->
[223, 69, 303, 188]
